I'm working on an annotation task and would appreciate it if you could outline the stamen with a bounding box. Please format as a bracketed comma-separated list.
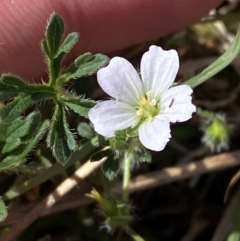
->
[136, 90, 160, 121]
[136, 109, 143, 116]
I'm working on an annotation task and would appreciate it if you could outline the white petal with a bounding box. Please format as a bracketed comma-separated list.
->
[160, 85, 196, 123]
[139, 117, 171, 151]
[89, 100, 140, 137]
[140, 45, 179, 100]
[97, 57, 144, 105]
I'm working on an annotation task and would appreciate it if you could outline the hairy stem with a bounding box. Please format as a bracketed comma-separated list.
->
[122, 151, 131, 202]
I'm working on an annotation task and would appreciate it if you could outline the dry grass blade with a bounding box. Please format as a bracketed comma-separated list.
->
[0, 159, 106, 241]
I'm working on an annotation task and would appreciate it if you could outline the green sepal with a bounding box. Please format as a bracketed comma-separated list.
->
[47, 104, 77, 165]
[45, 13, 65, 57]
[60, 96, 95, 118]
[63, 53, 109, 82]
[54, 32, 79, 58]
[0, 120, 49, 171]
[0, 197, 7, 222]
[77, 122, 95, 139]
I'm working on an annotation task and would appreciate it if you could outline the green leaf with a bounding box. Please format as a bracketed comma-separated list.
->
[3, 136, 105, 201]
[1, 74, 27, 91]
[0, 120, 49, 171]
[60, 96, 95, 118]
[0, 123, 10, 141]
[185, 29, 240, 88]
[1, 74, 56, 95]
[102, 155, 120, 181]
[77, 122, 95, 139]
[0, 82, 19, 101]
[0, 197, 7, 222]
[2, 138, 21, 154]
[47, 104, 77, 164]
[55, 32, 79, 58]
[64, 53, 109, 81]
[45, 13, 65, 57]
[2, 112, 41, 153]
[0, 89, 55, 122]
[0, 94, 34, 122]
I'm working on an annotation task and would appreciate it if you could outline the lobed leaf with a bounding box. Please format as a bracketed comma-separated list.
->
[1, 74, 56, 95]
[62, 53, 109, 83]
[47, 104, 77, 164]
[0, 82, 19, 101]
[2, 112, 41, 154]
[60, 96, 95, 118]
[77, 122, 95, 139]
[0, 94, 34, 122]
[0, 120, 49, 171]
[45, 13, 65, 57]
[54, 32, 79, 58]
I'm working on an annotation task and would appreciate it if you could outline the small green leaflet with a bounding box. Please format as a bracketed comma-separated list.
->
[2, 112, 41, 154]
[47, 104, 77, 165]
[45, 13, 65, 57]
[58, 53, 109, 85]
[54, 32, 79, 58]
[0, 120, 49, 171]
[77, 122, 95, 139]
[0, 197, 7, 222]
[60, 96, 95, 118]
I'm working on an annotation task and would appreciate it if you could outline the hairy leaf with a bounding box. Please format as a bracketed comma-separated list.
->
[1, 74, 56, 95]
[55, 32, 79, 58]
[0, 82, 19, 101]
[77, 122, 95, 139]
[47, 104, 77, 164]
[60, 96, 95, 118]
[45, 13, 65, 57]
[2, 112, 41, 154]
[0, 120, 49, 171]
[0, 123, 10, 141]
[0, 95, 34, 122]
[63, 53, 109, 82]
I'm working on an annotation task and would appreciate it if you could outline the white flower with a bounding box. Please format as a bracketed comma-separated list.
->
[89, 45, 196, 151]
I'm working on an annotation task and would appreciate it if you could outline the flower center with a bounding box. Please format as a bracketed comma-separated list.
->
[136, 91, 160, 121]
